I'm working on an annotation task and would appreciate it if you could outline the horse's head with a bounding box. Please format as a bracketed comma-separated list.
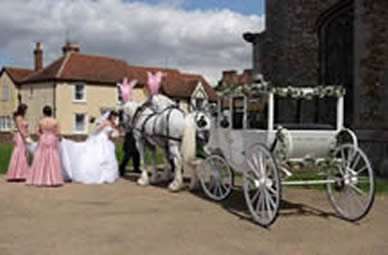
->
[191, 109, 212, 145]
[118, 101, 141, 132]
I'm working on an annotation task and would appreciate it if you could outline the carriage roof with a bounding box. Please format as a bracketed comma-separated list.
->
[219, 83, 346, 100]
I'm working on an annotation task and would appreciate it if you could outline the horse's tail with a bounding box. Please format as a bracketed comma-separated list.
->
[181, 114, 196, 163]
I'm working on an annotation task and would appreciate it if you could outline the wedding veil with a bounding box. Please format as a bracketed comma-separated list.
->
[89, 111, 111, 137]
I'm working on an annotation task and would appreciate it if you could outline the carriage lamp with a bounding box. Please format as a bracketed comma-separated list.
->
[220, 116, 229, 128]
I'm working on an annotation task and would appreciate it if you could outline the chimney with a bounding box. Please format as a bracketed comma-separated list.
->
[221, 70, 237, 87]
[241, 69, 253, 84]
[33, 42, 43, 71]
[62, 41, 80, 55]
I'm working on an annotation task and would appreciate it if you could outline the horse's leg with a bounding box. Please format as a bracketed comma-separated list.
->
[168, 142, 184, 192]
[161, 149, 174, 181]
[149, 146, 160, 184]
[137, 141, 149, 186]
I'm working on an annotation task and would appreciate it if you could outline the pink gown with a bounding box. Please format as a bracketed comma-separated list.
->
[6, 119, 30, 181]
[26, 122, 64, 186]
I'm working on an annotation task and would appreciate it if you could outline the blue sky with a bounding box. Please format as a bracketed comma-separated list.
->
[132, 0, 265, 15]
[0, 0, 265, 84]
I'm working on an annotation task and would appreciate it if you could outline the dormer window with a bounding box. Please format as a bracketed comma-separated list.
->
[73, 83, 86, 102]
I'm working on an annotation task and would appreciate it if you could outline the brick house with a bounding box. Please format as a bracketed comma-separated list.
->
[0, 42, 216, 136]
[217, 69, 253, 89]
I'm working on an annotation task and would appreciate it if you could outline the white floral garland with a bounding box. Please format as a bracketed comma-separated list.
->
[220, 83, 346, 99]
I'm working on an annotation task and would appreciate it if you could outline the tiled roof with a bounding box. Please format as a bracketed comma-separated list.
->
[1, 67, 33, 84]
[18, 52, 216, 100]
[23, 53, 129, 84]
[164, 73, 217, 101]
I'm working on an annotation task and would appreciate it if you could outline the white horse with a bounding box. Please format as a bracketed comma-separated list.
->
[144, 94, 212, 187]
[120, 100, 210, 191]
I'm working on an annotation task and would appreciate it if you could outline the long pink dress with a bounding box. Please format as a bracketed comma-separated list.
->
[26, 121, 64, 187]
[6, 118, 30, 181]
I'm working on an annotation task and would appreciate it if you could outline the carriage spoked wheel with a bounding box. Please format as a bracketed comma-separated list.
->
[199, 154, 233, 201]
[243, 143, 281, 227]
[327, 144, 375, 221]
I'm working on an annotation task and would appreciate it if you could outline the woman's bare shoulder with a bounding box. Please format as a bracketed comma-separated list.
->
[15, 115, 23, 123]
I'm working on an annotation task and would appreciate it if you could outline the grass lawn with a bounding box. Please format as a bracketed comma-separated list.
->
[0, 144, 13, 174]
[0, 142, 164, 175]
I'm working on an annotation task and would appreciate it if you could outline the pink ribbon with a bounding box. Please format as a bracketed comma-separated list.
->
[147, 71, 165, 95]
[117, 77, 137, 101]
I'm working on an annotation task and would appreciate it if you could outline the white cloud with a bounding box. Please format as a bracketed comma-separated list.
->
[0, 0, 264, 85]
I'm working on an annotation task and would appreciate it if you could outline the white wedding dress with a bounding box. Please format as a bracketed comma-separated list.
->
[60, 126, 119, 184]
[28, 126, 119, 184]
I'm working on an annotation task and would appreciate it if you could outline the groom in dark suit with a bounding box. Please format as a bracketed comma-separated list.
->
[119, 131, 140, 176]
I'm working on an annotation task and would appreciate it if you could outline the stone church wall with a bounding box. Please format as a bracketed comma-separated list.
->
[250, 0, 388, 176]
[262, 0, 339, 86]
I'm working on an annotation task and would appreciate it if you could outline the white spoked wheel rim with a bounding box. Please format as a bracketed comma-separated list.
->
[327, 144, 375, 221]
[199, 155, 233, 201]
[243, 143, 281, 227]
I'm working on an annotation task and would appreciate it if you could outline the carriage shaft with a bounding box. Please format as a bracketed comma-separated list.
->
[282, 179, 336, 186]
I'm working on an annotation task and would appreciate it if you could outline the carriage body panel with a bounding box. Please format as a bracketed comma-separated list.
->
[207, 127, 274, 172]
[282, 130, 336, 159]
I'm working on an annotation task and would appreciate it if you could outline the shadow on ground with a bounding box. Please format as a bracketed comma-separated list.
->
[121, 169, 350, 227]
[191, 186, 354, 228]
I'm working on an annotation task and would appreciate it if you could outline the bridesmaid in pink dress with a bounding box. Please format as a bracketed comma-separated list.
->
[26, 105, 64, 187]
[6, 104, 30, 181]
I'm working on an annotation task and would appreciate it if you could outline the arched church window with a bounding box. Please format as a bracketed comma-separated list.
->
[317, 0, 354, 127]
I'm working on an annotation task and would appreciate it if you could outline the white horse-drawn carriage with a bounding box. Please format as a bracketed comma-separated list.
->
[199, 83, 375, 226]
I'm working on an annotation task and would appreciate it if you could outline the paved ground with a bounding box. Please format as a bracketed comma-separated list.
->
[0, 174, 387, 255]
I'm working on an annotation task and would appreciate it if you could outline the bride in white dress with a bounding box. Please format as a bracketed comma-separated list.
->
[28, 111, 120, 184]
[60, 111, 119, 184]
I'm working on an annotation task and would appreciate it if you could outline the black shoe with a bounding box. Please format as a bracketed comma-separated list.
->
[119, 169, 126, 177]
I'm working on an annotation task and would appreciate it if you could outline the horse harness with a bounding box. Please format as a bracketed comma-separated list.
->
[131, 104, 184, 143]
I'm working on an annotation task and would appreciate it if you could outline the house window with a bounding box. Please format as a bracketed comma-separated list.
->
[195, 98, 204, 109]
[73, 113, 87, 133]
[73, 84, 86, 102]
[28, 87, 34, 98]
[0, 116, 11, 131]
[2, 85, 8, 101]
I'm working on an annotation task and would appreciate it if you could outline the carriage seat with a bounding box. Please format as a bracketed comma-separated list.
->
[276, 123, 334, 130]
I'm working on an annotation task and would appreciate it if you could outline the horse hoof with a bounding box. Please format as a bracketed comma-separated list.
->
[137, 178, 149, 186]
[168, 181, 184, 192]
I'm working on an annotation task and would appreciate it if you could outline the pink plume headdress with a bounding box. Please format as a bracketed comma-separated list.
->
[117, 77, 137, 101]
[147, 71, 166, 95]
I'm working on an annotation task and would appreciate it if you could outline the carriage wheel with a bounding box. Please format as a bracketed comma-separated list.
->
[199, 155, 233, 201]
[243, 143, 281, 227]
[327, 144, 375, 221]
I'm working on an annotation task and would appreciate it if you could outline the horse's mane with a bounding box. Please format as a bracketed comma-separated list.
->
[153, 94, 174, 105]
[152, 94, 175, 111]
